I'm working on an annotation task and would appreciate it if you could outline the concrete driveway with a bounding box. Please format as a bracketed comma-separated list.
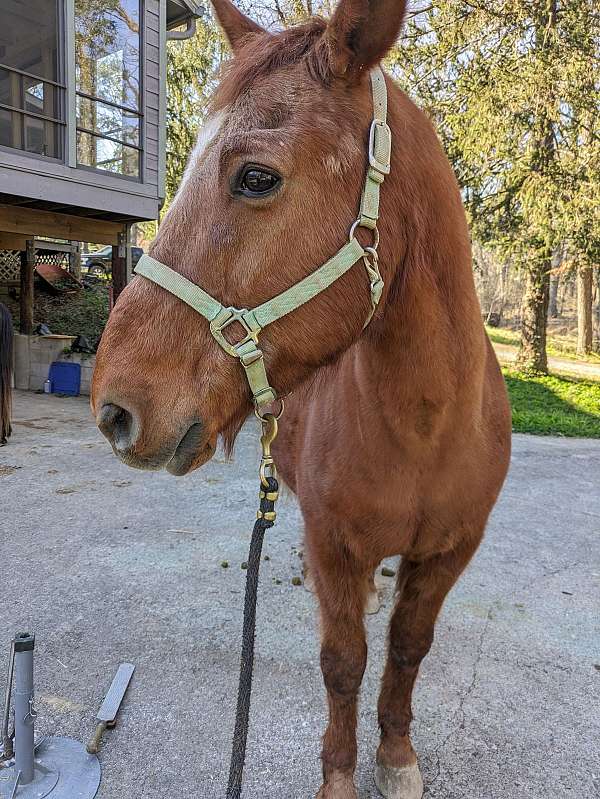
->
[0, 391, 598, 799]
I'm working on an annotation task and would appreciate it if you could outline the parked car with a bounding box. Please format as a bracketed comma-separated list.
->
[84, 246, 144, 277]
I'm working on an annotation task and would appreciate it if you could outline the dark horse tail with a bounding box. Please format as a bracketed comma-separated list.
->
[0, 303, 13, 445]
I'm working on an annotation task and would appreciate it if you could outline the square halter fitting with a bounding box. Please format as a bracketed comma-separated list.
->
[209, 306, 262, 358]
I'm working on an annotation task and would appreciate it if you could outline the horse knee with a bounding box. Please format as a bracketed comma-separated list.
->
[388, 633, 433, 671]
[321, 642, 367, 699]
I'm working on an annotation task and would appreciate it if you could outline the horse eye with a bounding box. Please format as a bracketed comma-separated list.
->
[239, 167, 280, 197]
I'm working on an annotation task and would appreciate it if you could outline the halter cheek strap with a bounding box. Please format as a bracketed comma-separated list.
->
[134, 66, 392, 409]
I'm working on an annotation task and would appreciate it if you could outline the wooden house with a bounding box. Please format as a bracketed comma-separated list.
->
[0, 0, 202, 330]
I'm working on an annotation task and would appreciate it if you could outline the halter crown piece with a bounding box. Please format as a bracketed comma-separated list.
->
[134, 67, 392, 409]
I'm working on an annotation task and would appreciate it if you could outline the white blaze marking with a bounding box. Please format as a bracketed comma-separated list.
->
[168, 111, 226, 211]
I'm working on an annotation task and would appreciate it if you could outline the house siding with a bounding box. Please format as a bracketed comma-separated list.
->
[144, 0, 163, 205]
[0, 0, 167, 224]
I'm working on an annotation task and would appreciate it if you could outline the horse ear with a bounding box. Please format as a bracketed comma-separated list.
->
[323, 0, 408, 78]
[211, 0, 265, 52]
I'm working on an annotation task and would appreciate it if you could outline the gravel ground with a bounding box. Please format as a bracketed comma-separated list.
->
[0, 391, 598, 799]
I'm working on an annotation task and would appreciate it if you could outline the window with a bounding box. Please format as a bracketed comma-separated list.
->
[0, 1, 65, 159]
[75, 0, 142, 178]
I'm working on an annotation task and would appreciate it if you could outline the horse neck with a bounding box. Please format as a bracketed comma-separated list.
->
[352, 90, 484, 410]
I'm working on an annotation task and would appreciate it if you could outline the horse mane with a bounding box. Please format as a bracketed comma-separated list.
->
[0, 303, 13, 443]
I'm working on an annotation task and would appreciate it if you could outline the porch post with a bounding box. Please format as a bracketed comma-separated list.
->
[69, 241, 82, 280]
[19, 239, 35, 335]
[111, 225, 131, 303]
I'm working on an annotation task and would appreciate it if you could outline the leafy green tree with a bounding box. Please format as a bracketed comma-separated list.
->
[392, 1, 600, 373]
[165, 17, 222, 206]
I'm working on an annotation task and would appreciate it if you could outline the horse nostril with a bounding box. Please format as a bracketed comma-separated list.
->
[97, 403, 137, 451]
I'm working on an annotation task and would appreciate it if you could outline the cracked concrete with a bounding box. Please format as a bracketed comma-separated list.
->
[0, 391, 599, 799]
[430, 606, 494, 790]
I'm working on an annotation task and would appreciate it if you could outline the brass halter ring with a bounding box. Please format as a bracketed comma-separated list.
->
[254, 397, 285, 422]
[349, 220, 380, 251]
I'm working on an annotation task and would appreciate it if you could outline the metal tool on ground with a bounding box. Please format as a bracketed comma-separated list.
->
[87, 664, 135, 755]
[0, 632, 101, 799]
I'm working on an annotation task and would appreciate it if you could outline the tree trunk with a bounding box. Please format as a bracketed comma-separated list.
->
[576, 263, 593, 356]
[594, 267, 600, 354]
[516, 257, 550, 373]
[515, 1, 557, 374]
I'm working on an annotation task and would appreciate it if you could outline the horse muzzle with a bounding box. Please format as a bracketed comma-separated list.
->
[96, 403, 215, 475]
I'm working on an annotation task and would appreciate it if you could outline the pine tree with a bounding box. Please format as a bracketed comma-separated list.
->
[392, 1, 600, 373]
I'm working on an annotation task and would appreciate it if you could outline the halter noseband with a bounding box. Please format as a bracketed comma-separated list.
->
[134, 66, 391, 409]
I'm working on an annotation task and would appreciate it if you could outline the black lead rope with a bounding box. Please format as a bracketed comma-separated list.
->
[226, 474, 279, 799]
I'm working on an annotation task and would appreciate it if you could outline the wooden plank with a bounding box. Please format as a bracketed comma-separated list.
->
[0, 232, 27, 250]
[0, 205, 123, 246]
[0, 233, 78, 252]
[146, 75, 160, 94]
[19, 239, 35, 335]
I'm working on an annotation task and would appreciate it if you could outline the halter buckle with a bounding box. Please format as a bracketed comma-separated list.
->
[209, 306, 261, 358]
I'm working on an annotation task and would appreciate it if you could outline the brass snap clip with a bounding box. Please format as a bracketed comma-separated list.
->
[259, 412, 278, 488]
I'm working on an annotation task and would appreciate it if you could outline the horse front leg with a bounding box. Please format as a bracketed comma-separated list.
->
[307, 523, 373, 799]
[376, 537, 481, 799]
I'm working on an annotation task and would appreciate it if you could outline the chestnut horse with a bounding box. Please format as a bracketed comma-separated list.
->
[91, 0, 511, 796]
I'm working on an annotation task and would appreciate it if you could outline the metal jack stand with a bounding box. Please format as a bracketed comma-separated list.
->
[0, 633, 101, 799]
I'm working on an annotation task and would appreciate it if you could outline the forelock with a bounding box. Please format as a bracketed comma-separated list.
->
[212, 18, 328, 111]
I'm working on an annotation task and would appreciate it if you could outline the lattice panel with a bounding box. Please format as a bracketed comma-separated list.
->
[0, 250, 20, 282]
[36, 252, 69, 269]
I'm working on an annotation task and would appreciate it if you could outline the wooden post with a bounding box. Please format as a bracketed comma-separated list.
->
[111, 244, 126, 302]
[69, 242, 82, 280]
[111, 225, 132, 303]
[19, 239, 35, 335]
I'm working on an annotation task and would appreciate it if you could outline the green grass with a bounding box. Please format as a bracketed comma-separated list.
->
[487, 326, 600, 364]
[503, 368, 600, 437]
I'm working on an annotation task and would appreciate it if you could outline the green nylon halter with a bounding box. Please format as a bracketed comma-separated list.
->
[134, 66, 392, 409]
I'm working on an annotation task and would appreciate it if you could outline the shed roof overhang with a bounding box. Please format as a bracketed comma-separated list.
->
[167, 0, 204, 30]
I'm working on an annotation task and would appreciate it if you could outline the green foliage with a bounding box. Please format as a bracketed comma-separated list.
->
[393, 1, 600, 269]
[392, 2, 600, 371]
[165, 18, 222, 207]
[35, 286, 110, 343]
[503, 368, 600, 437]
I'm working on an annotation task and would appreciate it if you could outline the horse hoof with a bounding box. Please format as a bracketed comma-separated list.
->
[316, 773, 359, 798]
[366, 588, 381, 615]
[374, 763, 423, 799]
